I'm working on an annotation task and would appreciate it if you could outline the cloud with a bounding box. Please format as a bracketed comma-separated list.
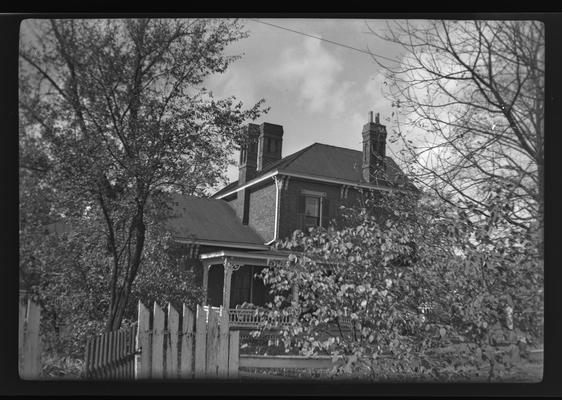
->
[271, 36, 357, 117]
[205, 65, 259, 106]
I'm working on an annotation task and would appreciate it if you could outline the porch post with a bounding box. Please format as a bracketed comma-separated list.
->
[222, 258, 240, 311]
[202, 261, 210, 306]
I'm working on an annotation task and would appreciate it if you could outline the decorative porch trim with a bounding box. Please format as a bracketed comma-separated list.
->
[174, 238, 269, 251]
[199, 250, 289, 264]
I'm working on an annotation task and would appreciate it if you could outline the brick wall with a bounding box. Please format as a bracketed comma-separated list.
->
[223, 176, 388, 244]
[248, 182, 277, 242]
[278, 177, 368, 241]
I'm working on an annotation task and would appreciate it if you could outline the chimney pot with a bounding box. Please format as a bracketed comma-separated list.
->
[375, 112, 380, 124]
[369, 111, 373, 123]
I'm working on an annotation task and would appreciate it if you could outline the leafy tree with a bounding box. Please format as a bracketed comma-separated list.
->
[367, 20, 544, 257]
[19, 18, 267, 331]
[260, 190, 542, 381]
[21, 221, 203, 359]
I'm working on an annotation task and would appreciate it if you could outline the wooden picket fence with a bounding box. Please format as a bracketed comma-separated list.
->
[135, 301, 240, 379]
[19, 297, 42, 379]
[83, 324, 137, 379]
[134, 301, 341, 380]
[83, 300, 350, 380]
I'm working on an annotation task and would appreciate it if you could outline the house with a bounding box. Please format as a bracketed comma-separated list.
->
[163, 111, 416, 323]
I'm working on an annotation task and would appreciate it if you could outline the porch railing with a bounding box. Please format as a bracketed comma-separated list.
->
[202, 306, 291, 329]
[202, 306, 352, 331]
[229, 308, 292, 329]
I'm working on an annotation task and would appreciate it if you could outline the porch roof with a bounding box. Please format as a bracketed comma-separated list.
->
[199, 248, 336, 267]
[162, 194, 266, 247]
[199, 249, 293, 266]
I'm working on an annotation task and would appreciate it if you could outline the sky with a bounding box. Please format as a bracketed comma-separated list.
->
[19, 18, 410, 190]
[203, 18, 406, 187]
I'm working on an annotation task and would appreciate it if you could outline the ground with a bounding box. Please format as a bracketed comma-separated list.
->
[238, 352, 543, 382]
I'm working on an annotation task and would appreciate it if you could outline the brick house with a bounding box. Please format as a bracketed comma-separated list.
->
[164, 111, 415, 324]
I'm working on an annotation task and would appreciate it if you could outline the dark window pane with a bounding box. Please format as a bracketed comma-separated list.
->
[230, 268, 252, 307]
[305, 196, 320, 217]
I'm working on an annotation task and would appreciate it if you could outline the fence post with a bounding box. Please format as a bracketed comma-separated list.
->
[194, 305, 207, 378]
[151, 302, 165, 379]
[136, 301, 152, 379]
[228, 330, 240, 379]
[21, 299, 41, 379]
[217, 306, 229, 378]
[205, 307, 219, 378]
[166, 303, 179, 379]
[180, 305, 194, 379]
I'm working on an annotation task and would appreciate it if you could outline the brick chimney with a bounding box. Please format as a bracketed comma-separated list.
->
[362, 111, 387, 183]
[238, 123, 260, 185]
[257, 123, 284, 171]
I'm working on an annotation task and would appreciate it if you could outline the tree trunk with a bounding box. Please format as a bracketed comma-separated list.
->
[105, 207, 146, 332]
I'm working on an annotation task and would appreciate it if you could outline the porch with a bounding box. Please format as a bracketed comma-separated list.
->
[199, 249, 297, 330]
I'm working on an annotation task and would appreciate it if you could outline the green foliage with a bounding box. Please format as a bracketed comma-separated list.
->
[260, 189, 542, 381]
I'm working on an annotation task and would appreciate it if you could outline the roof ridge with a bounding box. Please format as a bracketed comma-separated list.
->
[311, 142, 360, 151]
[255, 142, 317, 176]
[304, 142, 397, 160]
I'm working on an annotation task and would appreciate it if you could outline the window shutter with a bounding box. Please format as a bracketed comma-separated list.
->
[322, 197, 330, 218]
[297, 196, 306, 230]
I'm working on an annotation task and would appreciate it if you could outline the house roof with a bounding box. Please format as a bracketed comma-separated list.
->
[213, 143, 415, 197]
[42, 195, 267, 249]
[162, 194, 265, 247]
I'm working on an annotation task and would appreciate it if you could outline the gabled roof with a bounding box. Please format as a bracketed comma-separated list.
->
[213, 143, 415, 197]
[162, 194, 265, 247]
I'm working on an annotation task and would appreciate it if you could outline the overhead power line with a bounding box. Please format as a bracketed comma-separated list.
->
[247, 18, 400, 64]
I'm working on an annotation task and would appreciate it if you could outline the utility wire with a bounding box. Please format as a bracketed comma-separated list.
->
[247, 18, 400, 64]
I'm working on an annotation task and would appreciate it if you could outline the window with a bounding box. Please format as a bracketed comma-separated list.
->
[298, 191, 330, 229]
[304, 196, 320, 227]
